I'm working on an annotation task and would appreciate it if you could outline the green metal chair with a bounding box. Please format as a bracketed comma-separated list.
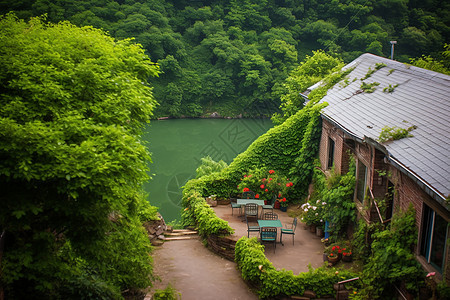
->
[246, 215, 260, 238]
[230, 200, 241, 216]
[263, 211, 278, 220]
[260, 227, 277, 253]
[260, 195, 276, 218]
[244, 203, 258, 219]
[281, 217, 297, 246]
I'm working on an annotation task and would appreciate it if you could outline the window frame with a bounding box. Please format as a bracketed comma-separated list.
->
[327, 137, 335, 169]
[355, 159, 368, 204]
[420, 204, 448, 273]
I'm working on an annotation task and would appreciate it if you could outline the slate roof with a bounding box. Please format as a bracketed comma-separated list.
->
[316, 53, 450, 203]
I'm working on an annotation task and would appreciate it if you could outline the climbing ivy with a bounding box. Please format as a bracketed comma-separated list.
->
[357, 205, 424, 299]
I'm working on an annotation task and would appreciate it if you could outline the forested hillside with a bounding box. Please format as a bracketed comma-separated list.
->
[1, 0, 449, 117]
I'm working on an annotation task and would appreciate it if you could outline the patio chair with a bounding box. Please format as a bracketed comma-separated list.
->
[260, 227, 277, 253]
[230, 199, 242, 216]
[281, 217, 297, 246]
[263, 212, 278, 220]
[246, 215, 260, 238]
[260, 195, 275, 218]
[244, 203, 258, 220]
[242, 190, 255, 199]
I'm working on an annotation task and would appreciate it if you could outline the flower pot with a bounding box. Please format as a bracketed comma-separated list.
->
[342, 255, 353, 262]
[280, 206, 287, 212]
[328, 254, 340, 264]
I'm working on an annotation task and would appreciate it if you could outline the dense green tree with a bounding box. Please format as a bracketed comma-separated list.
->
[2, 0, 448, 117]
[273, 50, 344, 124]
[0, 14, 159, 298]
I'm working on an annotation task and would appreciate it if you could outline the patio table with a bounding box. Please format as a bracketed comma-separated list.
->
[236, 199, 265, 206]
[258, 219, 282, 228]
[258, 219, 282, 242]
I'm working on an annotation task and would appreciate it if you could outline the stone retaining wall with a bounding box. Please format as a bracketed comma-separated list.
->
[206, 234, 236, 261]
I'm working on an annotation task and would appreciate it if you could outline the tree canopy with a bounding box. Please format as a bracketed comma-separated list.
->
[1, 0, 448, 118]
[0, 14, 160, 298]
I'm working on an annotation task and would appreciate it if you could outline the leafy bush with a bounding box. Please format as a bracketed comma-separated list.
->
[181, 186, 234, 236]
[302, 160, 356, 236]
[152, 283, 181, 300]
[237, 168, 293, 202]
[358, 205, 424, 299]
[195, 156, 228, 178]
[235, 237, 359, 298]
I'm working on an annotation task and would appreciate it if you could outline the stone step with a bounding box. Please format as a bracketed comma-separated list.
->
[165, 230, 198, 236]
[164, 235, 199, 241]
[172, 229, 198, 233]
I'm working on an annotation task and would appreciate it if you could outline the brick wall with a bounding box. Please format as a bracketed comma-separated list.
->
[319, 118, 348, 174]
[320, 117, 449, 283]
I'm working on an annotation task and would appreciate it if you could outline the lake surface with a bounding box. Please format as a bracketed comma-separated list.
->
[142, 118, 273, 222]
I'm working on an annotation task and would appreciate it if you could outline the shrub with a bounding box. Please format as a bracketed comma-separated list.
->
[235, 237, 359, 298]
[358, 205, 424, 298]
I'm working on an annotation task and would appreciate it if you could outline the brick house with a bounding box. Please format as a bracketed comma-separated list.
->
[314, 53, 450, 283]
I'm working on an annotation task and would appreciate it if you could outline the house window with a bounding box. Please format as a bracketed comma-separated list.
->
[420, 204, 447, 273]
[385, 181, 395, 220]
[327, 138, 335, 169]
[356, 159, 367, 203]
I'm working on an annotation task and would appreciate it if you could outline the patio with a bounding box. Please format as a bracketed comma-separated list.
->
[212, 203, 326, 274]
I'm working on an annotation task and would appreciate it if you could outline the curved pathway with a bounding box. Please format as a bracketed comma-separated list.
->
[147, 238, 257, 300]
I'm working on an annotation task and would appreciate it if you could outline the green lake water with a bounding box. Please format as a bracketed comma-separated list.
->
[142, 118, 273, 222]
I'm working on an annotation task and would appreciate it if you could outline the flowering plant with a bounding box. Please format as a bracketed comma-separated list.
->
[300, 199, 326, 226]
[237, 168, 293, 202]
[328, 245, 342, 258]
[279, 197, 288, 207]
[342, 247, 352, 257]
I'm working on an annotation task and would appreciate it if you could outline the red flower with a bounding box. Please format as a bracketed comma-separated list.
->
[269, 170, 275, 174]
[265, 189, 268, 192]
[244, 175, 247, 177]
[262, 178, 266, 182]
[282, 198, 286, 202]
[243, 187, 250, 192]
[278, 193, 282, 198]
[255, 194, 260, 199]
[269, 178, 272, 181]
[260, 184, 265, 189]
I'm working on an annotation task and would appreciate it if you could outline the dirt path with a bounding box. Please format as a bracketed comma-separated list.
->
[147, 238, 257, 300]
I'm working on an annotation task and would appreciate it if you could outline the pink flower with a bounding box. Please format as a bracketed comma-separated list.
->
[427, 272, 436, 277]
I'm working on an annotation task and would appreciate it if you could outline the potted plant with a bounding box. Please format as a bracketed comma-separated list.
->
[279, 197, 288, 212]
[327, 245, 342, 264]
[342, 247, 353, 262]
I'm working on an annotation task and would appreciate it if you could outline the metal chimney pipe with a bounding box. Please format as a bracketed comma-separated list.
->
[390, 41, 397, 60]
